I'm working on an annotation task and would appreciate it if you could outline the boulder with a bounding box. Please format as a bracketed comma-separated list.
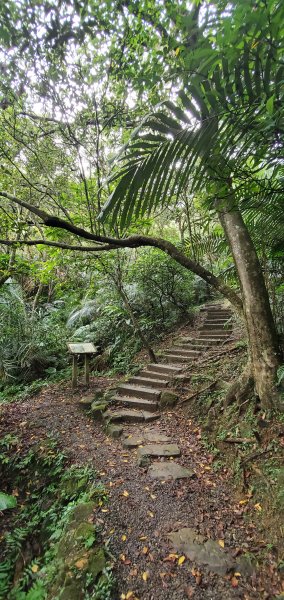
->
[105, 424, 124, 438]
[159, 390, 179, 408]
[91, 402, 108, 419]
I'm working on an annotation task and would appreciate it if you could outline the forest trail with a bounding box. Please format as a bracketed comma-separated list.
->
[0, 305, 282, 599]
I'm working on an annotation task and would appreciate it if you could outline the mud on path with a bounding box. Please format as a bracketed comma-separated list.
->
[0, 375, 282, 600]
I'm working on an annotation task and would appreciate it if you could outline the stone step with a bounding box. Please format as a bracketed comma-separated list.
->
[199, 331, 229, 337]
[179, 337, 215, 346]
[147, 363, 182, 375]
[163, 353, 189, 363]
[117, 384, 161, 401]
[137, 443, 180, 458]
[129, 375, 168, 389]
[104, 409, 160, 423]
[177, 342, 206, 350]
[111, 395, 158, 412]
[170, 348, 200, 357]
[204, 318, 230, 323]
[139, 370, 171, 382]
[122, 430, 171, 448]
[148, 462, 195, 480]
[201, 323, 231, 331]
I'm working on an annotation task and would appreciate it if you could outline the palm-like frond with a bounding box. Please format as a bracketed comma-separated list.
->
[100, 45, 283, 228]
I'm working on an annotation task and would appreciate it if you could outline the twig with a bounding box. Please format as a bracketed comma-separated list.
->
[223, 437, 255, 444]
[180, 380, 217, 404]
[240, 449, 272, 465]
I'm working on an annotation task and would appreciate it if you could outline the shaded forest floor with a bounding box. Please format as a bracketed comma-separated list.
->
[0, 320, 284, 599]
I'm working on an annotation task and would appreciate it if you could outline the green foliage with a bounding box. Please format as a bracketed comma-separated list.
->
[0, 492, 17, 510]
[0, 437, 112, 600]
[0, 281, 69, 383]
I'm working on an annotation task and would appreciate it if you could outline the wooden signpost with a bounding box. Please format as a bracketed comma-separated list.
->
[67, 342, 97, 388]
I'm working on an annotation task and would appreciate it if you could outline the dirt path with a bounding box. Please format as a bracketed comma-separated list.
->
[0, 373, 282, 600]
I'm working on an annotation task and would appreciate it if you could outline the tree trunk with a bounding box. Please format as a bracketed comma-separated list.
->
[116, 285, 157, 363]
[218, 200, 281, 408]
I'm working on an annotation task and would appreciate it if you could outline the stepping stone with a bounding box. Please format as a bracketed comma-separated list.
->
[122, 435, 145, 448]
[104, 410, 159, 423]
[106, 424, 124, 439]
[168, 528, 241, 576]
[138, 443, 180, 458]
[144, 430, 171, 443]
[148, 462, 194, 480]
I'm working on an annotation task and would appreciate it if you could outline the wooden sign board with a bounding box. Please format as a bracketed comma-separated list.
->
[67, 342, 97, 355]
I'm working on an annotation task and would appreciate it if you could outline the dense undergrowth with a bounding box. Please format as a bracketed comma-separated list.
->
[182, 344, 284, 566]
[0, 436, 114, 600]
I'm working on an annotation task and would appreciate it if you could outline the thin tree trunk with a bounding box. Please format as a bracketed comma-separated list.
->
[218, 199, 281, 408]
[117, 285, 157, 363]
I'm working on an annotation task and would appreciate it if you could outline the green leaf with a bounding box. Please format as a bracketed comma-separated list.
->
[0, 492, 17, 510]
[266, 95, 274, 116]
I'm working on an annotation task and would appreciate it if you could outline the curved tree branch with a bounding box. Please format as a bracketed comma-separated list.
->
[0, 190, 243, 314]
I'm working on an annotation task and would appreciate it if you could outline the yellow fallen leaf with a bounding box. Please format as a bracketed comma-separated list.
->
[139, 535, 148, 540]
[234, 572, 241, 577]
[120, 554, 126, 562]
[218, 539, 225, 548]
[239, 499, 248, 505]
[101, 509, 109, 513]
[121, 534, 127, 541]
[75, 558, 88, 569]
[109, 529, 115, 534]
[254, 502, 262, 512]
[144, 486, 150, 491]
[147, 511, 154, 518]
[142, 546, 149, 554]
[150, 494, 156, 500]
[31, 564, 39, 573]
[122, 490, 129, 497]
[178, 555, 186, 565]
[142, 571, 149, 582]
[204, 466, 211, 471]
[126, 593, 134, 599]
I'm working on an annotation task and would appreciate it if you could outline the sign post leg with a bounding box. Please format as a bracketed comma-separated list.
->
[72, 355, 78, 389]
[84, 353, 90, 386]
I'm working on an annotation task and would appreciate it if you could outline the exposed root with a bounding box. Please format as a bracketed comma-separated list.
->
[224, 362, 254, 407]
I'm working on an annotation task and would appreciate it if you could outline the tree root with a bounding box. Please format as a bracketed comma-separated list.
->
[224, 362, 254, 407]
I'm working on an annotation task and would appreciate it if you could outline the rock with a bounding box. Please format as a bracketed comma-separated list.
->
[137, 444, 181, 458]
[144, 430, 171, 443]
[88, 547, 106, 579]
[91, 402, 108, 419]
[168, 528, 236, 575]
[138, 455, 151, 467]
[79, 395, 94, 408]
[106, 424, 124, 438]
[122, 436, 144, 448]
[148, 462, 194, 480]
[159, 390, 179, 408]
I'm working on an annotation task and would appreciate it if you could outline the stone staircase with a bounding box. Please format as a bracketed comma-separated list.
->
[104, 303, 233, 479]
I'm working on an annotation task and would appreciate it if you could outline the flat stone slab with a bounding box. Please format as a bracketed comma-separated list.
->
[105, 410, 160, 424]
[122, 436, 145, 448]
[148, 462, 194, 480]
[144, 431, 171, 443]
[138, 444, 180, 458]
[168, 528, 239, 576]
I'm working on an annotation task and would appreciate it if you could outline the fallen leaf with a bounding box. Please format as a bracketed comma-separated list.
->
[101, 509, 109, 513]
[121, 534, 127, 542]
[142, 546, 149, 554]
[164, 553, 178, 562]
[147, 511, 154, 518]
[139, 535, 148, 540]
[178, 555, 186, 565]
[142, 571, 149, 582]
[218, 539, 225, 548]
[239, 499, 248, 505]
[184, 585, 194, 598]
[75, 558, 88, 569]
[122, 490, 129, 497]
[254, 502, 262, 512]
[231, 576, 239, 588]
[31, 564, 39, 573]
[150, 494, 156, 499]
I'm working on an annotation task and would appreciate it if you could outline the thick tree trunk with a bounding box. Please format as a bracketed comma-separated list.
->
[218, 200, 281, 408]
